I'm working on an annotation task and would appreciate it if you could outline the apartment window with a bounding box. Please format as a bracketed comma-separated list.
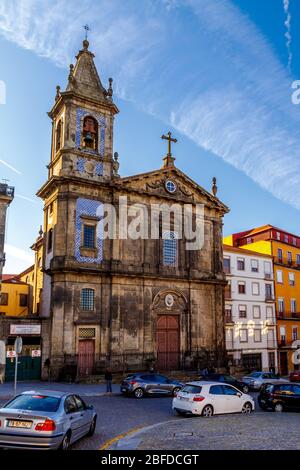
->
[225, 305, 232, 323]
[297, 254, 300, 266]
[276, 232, 281, 241]
[276, 270, 283, 284]
[49, 202, 53, 215]
[83, 224, 96, 249]
[289, 272, 295, 286]
[163, 231, 178, 267]
[253, 305, 261, 319]
[250, 259, 259, 272]
[266, 306, 274, 319]
[223, 257, 231, 274]
[225, 281, 232, 300]
[277, 248, 283, 262]
[80, 288, 95, 311]
[0, 293, 8, 306]
[19, 294, 28, 307]
[265, 284, 273, 300]
[287, 251, 292, 264]
[254, 329, 262, 343]
[238, 282, 246, 294]
[292, 327, 298, 341]
[280, 326, 286, 345]
[252, 282, 260, 295]
[278, 298, 285, 314]
[293, 237, 297, 246]
[291, 299, 297, 314]
[239, 329, 248, 343]
[237, 258, 245, 271]
[239, 305, 247, 318]
[246, 237, 252, 244]
[284, 234, 289, 244]
[264, 261, 272, 279]
[47, 228, 53, 252]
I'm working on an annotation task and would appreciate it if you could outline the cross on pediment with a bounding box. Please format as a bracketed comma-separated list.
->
[161, 131, 177, 157]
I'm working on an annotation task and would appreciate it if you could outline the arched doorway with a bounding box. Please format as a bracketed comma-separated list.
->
[156, 315, 180, 370]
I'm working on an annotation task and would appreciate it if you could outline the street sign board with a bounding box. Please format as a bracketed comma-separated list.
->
[7, 350, 16, 358]
[31, 349, 41, 357]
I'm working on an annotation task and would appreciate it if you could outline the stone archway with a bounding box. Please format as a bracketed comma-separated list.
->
[151, 289, 188, 371]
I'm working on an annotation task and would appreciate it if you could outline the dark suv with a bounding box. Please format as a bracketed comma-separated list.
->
[200, 374, 249, 393]
[258, 383, 300, 412]
[121, 373, 183, 398]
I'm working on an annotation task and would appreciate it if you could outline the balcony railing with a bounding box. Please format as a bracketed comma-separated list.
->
[278, 311, 300, 320]
[225, 314, 234, 323]
[0, 183, 14, 198]
[275, 257, 300, 269]
[265, 295, 275, 302]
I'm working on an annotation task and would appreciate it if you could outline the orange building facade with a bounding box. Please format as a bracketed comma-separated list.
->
[224, 225, 300, 375]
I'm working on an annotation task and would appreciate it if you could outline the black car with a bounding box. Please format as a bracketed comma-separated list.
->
[121, 373, 183, 398]
[258, 383, 300, 412]
[200, 374, 249, 393]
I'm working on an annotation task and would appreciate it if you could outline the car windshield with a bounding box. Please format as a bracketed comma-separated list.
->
[224, 375, 237, 382]
[249, 372, 261, 378]
[4, 395, 61, 412]
[181, 385, 202, 394]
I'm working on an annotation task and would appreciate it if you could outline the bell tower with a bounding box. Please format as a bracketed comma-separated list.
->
[48, 39, 119, 182]
[37, 40, 119, 377]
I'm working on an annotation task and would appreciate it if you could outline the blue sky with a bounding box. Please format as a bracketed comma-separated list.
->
[1, 0, 300, 273]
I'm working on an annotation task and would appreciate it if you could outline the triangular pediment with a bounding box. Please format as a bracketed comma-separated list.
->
[117, 167, 229, 213]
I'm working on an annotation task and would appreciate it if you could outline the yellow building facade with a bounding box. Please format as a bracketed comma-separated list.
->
[225, 225, 300, 374]
[0, 278, 30, 317]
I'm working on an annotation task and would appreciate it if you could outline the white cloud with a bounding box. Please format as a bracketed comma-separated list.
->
[0, 158, 21, 174]
[283, 0, 292, 72]
[0, 0, 300, 211]
[15, 194, 41, 205]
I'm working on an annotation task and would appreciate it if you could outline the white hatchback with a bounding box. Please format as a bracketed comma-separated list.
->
[172, 381, 255, 417]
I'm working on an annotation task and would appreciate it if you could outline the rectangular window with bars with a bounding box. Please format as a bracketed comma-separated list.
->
[0, 293, 8, 306]
[81, 288, 95, 311]
[163, 232, 178, 267]
[83, 224, 96, 248]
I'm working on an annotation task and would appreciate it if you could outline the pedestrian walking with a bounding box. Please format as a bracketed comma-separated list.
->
[105, 367, 113, 394]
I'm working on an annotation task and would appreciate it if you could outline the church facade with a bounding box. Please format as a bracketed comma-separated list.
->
[37, 40, 229, 379]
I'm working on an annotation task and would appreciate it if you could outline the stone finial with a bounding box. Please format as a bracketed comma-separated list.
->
[83, 39, 89, 50]
[108, 78, 113, 97]
[212, 177, 218, 196]
[39, 225, 43, 237]
[55, 85, 61, 101]
[113, 152, 120, 177]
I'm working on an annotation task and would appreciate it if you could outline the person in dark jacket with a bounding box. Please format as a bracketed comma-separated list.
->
[105, 368, 113, 393]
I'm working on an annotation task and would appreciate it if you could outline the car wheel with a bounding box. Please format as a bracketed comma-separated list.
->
[87, 416, 97, 436]
[173, 387, 181, 397]
[201, 405, 213, 417]
[242, 402, 252, 414]
[242, 385, 249, 394]
[273, 402, 284, 413]
[60, 431, 71, 450]
[134, 388, 144, 399]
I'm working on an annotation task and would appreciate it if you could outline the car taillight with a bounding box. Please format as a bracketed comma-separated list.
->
[193, 396, 205, 402]
[35, 419, 56, 432]
[129, 380, 137, 385]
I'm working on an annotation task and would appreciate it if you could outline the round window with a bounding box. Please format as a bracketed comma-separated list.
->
[165, 180, 177, 193]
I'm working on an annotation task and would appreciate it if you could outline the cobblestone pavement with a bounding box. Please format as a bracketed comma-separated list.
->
[126, 412, 300, 450]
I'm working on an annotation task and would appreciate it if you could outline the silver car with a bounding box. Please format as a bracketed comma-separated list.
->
[0, 390, 97, 450]
[242, 372, 289, 391]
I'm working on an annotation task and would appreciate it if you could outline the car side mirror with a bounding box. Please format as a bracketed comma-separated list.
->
[87, 404, 94, 410]
[237, 392, 242, 397]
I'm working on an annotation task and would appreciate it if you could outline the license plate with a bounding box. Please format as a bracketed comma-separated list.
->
[180, 396, 189, 401]
[7, 420, 32, 429]
[260, 399, 266, 403]
[121, 388, 127, 392]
